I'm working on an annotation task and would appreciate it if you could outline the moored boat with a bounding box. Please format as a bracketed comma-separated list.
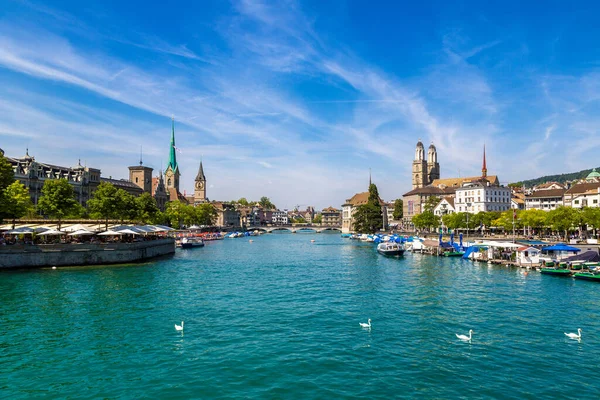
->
[377, 242, 405, 257]
[573, 271, 600, 281]
[443, 251, 465, 257]
[180, 237, 205, 249]
[540, 267, 572, 276]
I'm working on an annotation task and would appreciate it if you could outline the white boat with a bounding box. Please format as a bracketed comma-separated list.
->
[377, 242, 405, 257]
[180, 237, 205, 248]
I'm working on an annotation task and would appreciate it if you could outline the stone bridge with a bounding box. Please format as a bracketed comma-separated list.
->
[247, 224, 342, 234]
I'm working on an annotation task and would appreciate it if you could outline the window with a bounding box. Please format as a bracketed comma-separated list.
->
[575, 200, 579, 205]
[135, 177, 139, 183]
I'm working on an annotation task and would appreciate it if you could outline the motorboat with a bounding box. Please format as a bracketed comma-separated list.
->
[377, 242, 405, 257]
[180, 237, 205, 249]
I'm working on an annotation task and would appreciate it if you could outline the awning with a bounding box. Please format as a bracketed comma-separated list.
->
[543, 243, 581, 252]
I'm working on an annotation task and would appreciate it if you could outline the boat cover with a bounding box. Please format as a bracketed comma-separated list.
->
[562, 251, 600, 263]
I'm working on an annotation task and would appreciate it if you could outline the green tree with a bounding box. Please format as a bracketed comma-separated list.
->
[116, 189, 139, 222]
[392, 199, 403, 220]
[292, 216, 306, 223]
[237, 197, 249, 206]
[582, 207, 600, 236]
[259, 196, 275, 210]
[136, 193, 160, 224]
[3, 181, 33, 228]
[547, 206, 581, 240]
[164, 201, 193, 229]
[0, 154, 15, 222]
[87, 182, 120, 230]
[423, 196, 440, 212]
[193, 203, 218, 226]
[313, 214, 322, 224]
[353, 183, 383, 233]
[412, 211, 440, 231]
[37, 179, 79, 229]
[442, 212, 465, 230]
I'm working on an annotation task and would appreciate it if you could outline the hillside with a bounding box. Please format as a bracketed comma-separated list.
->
[511, 167, 600, 187]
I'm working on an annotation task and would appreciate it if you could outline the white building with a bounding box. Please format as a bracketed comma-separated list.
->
[455, 179, 511, 213]
[271, 210, 289, 225]
[525, 189, 565, 210]
[433, 197, 455, 217]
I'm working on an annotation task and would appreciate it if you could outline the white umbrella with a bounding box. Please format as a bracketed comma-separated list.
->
[62, 224, 96, 233]
[97, 230, 123, 236]
[37, 229, 65, 236]
[68, 230, 95, 236]
[115, 229, 139, 235]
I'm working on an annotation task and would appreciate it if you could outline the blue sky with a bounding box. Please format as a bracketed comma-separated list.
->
[1, 0, 600, 209]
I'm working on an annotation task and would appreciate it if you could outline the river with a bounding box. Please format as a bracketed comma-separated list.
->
[1, 233, 599, 398]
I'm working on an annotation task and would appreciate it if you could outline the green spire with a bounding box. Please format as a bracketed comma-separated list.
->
[168, 116, 178, 172]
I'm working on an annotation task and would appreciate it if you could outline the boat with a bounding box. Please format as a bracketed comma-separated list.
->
[443, 251, 465, 257]
[573, 271, 600, 282]
[180, 237, 205, 249]
[540, 266, 572, 276]
[377, 242, 405, 257]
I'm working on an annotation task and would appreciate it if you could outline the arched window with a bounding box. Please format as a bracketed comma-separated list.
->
[168, 178, 171, 186]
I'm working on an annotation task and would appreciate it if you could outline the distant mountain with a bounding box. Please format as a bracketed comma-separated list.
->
[511, 167, 600, 187]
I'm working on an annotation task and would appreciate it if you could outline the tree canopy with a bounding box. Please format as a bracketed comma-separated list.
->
[3, 181, 33, 228]
[0, 154, 15, 223]
[37, 179, 80, 228]
[392, 199, 403, 220]
[353, 183, 383, 233]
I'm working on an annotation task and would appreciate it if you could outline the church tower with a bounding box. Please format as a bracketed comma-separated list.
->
[427, 143, 440, 184]
[164, 117, 180, 193]
[481, 144, 487, 178]
[129, 149, 153, 193]
[194, 159, 207, 204]
[412, 140, 428, 189]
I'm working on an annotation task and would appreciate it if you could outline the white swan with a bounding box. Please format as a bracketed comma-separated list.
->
[175, 321, 184, 331]
[456, 329, 473, 341]
[359, 319, 371, 329]
[564, 328, 581, 340]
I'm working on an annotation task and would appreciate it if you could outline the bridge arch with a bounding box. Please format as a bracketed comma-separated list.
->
[269, 227, 293, 233]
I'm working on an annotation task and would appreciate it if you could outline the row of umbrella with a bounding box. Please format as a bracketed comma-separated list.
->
[2, 225, 174, 236]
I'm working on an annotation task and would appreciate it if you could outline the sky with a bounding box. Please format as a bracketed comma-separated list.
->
[1, 0, 600, 210]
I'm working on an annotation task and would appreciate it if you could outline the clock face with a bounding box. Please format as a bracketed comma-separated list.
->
[196, 181, 204, 189]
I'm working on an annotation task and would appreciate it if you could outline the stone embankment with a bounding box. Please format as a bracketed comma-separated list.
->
[0, 239, 175, 269]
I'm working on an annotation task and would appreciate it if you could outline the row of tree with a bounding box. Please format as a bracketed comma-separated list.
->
[412, 206, 600, 240]
[234, 197, 276, 210]
[0, 155, 217, 229]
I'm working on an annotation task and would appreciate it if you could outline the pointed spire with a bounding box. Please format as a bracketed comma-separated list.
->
[369, 168, 372, 186]
[195, 158, 206, 181]
[168, 116, 178, 172]
[482, 144, 488, 178]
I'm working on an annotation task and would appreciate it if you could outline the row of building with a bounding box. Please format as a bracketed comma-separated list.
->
[1, 128, 344, 229]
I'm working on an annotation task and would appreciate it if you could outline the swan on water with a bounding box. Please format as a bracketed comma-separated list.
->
[359, 319, 371, 329]
[456, 329, 473, 341]
[175, 321, 184, 331]
[564, 328, 581, 340]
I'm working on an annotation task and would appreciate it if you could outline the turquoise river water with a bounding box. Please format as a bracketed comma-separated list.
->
[1, 234, 599, 399]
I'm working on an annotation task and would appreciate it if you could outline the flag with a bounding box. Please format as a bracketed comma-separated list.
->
[173, 145, 182, 154]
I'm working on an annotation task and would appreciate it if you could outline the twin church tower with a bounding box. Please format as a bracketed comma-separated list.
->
[412, 140, 440, 189]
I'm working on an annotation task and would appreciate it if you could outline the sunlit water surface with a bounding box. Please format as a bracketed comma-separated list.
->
[1, 234, 599, 398]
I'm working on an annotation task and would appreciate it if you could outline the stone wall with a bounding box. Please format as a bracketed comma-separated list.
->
[0, 239, 175, 269]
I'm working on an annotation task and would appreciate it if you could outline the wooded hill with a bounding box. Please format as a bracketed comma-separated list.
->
[511, 167, 600, 187]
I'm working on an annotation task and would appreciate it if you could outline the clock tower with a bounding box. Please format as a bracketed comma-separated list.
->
[194, 160, 207, 204]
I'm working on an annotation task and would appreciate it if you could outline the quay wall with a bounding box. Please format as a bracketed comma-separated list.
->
[0, 239, 175, 269]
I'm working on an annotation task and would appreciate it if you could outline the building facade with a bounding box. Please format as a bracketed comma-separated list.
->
[525, 189, 565, 210]
[454, 179, 511, 213]
[321, 207, 342, 226]
[341, 191, 387, 233]
[6, 150, 101, 207]
[271, 210, 289, 225]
